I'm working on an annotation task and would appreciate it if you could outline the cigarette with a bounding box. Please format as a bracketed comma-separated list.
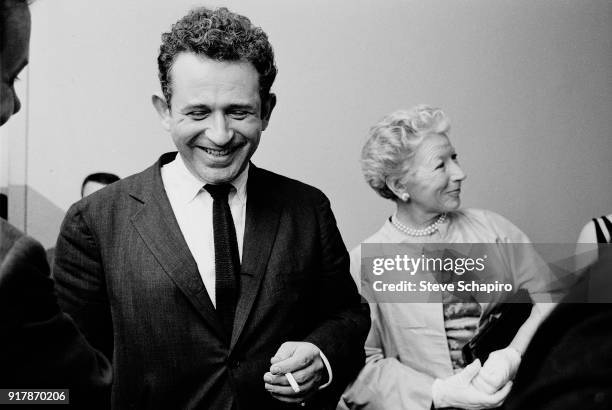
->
[285, 372, 300, 393]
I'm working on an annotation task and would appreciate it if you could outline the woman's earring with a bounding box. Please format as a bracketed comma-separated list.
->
[401, 193, 410, 202]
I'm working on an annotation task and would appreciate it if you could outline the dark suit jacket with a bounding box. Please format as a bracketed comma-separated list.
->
[0, 219, 111, 408]
[53, 152, 370, 410]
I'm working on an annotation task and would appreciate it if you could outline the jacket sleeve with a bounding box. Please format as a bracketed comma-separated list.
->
[301, 194, 371, 405]
[53, 202, 114, 359]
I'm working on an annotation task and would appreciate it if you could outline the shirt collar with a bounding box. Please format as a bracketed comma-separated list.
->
[228, 162, 249, 204]
[166, 153, 249, 204]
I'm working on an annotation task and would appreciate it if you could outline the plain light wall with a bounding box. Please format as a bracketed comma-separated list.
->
[20, 0, 612, 249]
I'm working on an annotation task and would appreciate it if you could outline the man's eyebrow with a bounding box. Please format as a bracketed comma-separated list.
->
[227, 103, 256, 110]
[181, 102, 256, 110]
[181, 103, 210, 111]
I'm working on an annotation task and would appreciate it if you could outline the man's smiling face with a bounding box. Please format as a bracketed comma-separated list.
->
[154, 52, 274, 184]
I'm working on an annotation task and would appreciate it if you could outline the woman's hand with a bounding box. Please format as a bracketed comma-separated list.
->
[432, 360, 513, 409]
[471, 347, 521, 394]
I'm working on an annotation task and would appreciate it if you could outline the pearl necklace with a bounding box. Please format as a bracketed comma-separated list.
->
[391, 213, 447, 237]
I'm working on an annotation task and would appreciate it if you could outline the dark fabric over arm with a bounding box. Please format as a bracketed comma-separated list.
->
[302, 194, 371, 404]
[53, 203, 114, 359]
[0, 223, 111, 407]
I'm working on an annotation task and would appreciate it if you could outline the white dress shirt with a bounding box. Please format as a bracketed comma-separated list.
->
[161, 154, 248, 307]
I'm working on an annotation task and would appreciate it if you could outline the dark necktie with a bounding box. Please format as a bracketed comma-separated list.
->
[204, 184, 240, 338]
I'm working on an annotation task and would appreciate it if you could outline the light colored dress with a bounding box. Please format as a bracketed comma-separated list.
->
[340, 208, 553, 410]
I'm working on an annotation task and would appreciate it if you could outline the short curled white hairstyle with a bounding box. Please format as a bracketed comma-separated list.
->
[361, 105, 451, 201]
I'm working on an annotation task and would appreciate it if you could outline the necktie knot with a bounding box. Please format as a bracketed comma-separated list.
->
[204, 183, 233, 201]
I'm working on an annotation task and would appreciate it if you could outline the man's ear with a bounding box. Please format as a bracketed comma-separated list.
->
[260, 93, 276, 131]
[152, 93, 171, 132]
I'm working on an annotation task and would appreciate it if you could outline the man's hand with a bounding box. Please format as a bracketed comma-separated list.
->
[264, 341, 326, 404]
[471, 347, 521, 394]
[432, 359, 513, 409]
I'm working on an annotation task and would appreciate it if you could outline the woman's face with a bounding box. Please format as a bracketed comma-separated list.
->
[402, 133, 466, 216]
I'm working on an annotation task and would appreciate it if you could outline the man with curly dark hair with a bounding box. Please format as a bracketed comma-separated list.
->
[54, 6, 370, 409]
[157, 7, 277, 109]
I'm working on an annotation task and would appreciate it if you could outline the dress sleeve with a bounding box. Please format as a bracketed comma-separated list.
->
[484, 210, 562, 301]
[340, 302, 436, 410]
[340, 246, 437, 410]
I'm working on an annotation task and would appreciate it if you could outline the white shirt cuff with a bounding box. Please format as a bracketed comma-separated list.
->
[318, 350, 333, 390]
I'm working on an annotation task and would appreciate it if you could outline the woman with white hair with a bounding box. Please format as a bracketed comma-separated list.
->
[340, 105, 557, 409]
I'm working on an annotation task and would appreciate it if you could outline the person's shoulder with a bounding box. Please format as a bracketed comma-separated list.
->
[252, 166, 327, 202]
[253, 167, 322, 194]
[94, 164, 155, 197]
[349, 220, 394, 259]
[0, 220, 42, 254]
[576, 220, 597, 244]
[455, 208, 530, 242]
[72, 161, 157, 211]
[359, 221, 395, 245]
[577, 213, 612, 244]
[0, 219, 46, 266]
[1, 218, 23, 245]
[457, 208, 515, 227]
[1, 219, 24, 261]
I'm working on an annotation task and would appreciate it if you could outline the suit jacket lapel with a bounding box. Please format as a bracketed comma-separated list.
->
[129, 153, 226, 340]
[230, 165, 282, 349]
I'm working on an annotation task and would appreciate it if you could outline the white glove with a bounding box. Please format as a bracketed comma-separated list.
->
[471, 347, 521, 394]
[432, 359, 513, 409]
